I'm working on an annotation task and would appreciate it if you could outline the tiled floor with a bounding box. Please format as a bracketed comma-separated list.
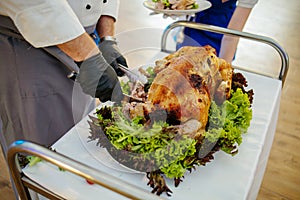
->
[1, 0, 300, 199]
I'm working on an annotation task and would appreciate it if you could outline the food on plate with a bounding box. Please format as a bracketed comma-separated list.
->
[152, 0, 199, 10]
[88, 45, 254, 196]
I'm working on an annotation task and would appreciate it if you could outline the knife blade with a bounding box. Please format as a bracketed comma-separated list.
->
[118, 64, 148, 85]
[122, 93, 144, 103]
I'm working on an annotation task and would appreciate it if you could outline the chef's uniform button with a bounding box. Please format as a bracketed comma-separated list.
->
[86, 4, 91, 9]
[103, 0, 107, 3]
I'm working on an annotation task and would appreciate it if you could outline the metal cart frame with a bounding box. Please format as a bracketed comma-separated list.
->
[7, 141, 164, 200]
[161, 21, 289, 85]
[6, 21, 289, 200]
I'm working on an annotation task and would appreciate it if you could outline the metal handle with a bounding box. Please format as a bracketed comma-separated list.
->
[7, 140, 165, 200]
[161, 21, 289, 85]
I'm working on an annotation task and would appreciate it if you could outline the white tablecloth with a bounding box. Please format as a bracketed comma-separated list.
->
[23, 60, 282, 200]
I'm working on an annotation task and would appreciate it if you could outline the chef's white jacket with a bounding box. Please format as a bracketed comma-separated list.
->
[0, 0, 119, 48]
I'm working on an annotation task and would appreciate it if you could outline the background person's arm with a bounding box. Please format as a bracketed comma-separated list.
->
[219, 6, 253, 62]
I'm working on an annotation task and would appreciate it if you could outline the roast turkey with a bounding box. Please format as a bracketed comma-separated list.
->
[147, 46, 233, 130]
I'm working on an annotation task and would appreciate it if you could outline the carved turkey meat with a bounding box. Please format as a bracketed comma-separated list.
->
[147, 46, 233, 131]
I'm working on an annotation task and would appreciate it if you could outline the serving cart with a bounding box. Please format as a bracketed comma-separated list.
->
[7, 21, 288, 200]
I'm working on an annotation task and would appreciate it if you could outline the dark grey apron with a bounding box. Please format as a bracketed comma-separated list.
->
[0, 15, 95, 154]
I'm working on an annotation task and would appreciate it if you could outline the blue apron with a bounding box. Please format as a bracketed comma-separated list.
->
[177, 0, 237, 56]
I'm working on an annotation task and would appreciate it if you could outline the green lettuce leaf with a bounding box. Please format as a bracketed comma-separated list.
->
[205, 88, 252, 154]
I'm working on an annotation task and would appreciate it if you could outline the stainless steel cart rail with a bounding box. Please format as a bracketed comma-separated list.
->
[7, 140, 165, 200]
[161, 21, 289, 85]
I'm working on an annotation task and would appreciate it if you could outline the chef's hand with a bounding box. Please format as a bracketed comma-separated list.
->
[76, 53, 124, 103]
[98, 37, 128, 77]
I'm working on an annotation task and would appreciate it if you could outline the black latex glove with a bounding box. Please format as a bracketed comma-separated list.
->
[76, 53, 124, 103]
[98, 38, 128, 77]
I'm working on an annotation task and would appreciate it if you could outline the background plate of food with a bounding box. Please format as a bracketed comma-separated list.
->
[143, 0, 212, 16]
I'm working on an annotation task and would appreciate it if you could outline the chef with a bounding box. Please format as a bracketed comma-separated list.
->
[0, 0, 127, 156]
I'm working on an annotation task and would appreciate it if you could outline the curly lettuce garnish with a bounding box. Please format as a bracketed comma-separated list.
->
[95, 107, 197, 179]
[205, 88, 252, 155]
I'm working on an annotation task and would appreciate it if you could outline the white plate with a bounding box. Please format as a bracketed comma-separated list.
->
[143, 0, 212, 16]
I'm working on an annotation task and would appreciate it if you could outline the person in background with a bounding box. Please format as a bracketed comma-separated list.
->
[0, 0, 128, 156]
[177, 0, 258, 62]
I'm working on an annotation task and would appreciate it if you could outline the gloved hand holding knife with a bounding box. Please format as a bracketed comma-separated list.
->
[96, 29, 146, 102]
[58, 31, 125, 104]
[98, 36, 128, 77]
[59, 15, 135, 103]
[97, 34, 147, 85]
[76, 52, 124, 103]
[77, 51, 144, 104]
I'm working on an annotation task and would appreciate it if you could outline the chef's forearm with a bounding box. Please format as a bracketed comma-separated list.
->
[57, 32, 100, 62]
[56, 15, 116, 62]
[96, 15, 116, 38]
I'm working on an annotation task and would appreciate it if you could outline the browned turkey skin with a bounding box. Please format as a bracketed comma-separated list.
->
[147, 46, 233, 126]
